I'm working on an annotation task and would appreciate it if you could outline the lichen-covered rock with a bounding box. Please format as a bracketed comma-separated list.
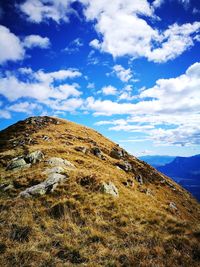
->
[19, 173, 68, 198]
[116, 161, 132, 172]
[25, 150, 44, 164]
[135, 174, 143, 185]
[100, 182, 119, 197]
[169, 202, 178, 212]
[91, 147, 103, 159]
[47, 157, 75, 169]
[75, 146, 88, 154]
[110, 148, 126, 159]
[43, 166, 65, 175]
[6, 157, 30, 170]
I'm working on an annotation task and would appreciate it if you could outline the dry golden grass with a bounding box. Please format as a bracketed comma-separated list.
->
[0, 116, 200, 266]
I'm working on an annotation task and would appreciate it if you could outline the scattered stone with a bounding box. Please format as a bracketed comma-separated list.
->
[0, 183, 14, 192]
[25, 150, 44, 164]
[169, 202, 178, 212]
[135, 174, 143, 185]
[75, 146, 88, 154]
[100, 181, 119, 197]
[110, 147, 126, 159]
[6, 157, 30, 171]
[122, 179, 134, 188]
[91, 147, 102, 159]
[116, 161, 132, 172]
[47, 157, 75, 169]
[19, 173, 68, 198]
[43, 135, 50, 141]
[43, 166, 65, 175]
[160, 179, 177, 191]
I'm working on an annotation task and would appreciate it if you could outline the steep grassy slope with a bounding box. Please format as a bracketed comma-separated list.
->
[0, 116, 200, 267]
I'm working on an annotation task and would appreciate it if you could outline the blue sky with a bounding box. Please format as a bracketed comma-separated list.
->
[0, 0, 200, 157]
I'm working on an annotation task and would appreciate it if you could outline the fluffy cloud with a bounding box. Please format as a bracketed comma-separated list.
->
[0, 109, 11, 119]
[8, 102, 42, 114]
[0, 25, 51, 64]
[89, 62, 200, 145]
[23, 35, 50, 49]
[0, 25, 25, 64]
[19, 0, 74, 23]
[19, 1, 200, 62]
[0, 68, 82, 102]
[112, 65, 133, 82]
[0, 68, 83, 117]
[84, 0, 200, 62]
[102, 85, 117, 95]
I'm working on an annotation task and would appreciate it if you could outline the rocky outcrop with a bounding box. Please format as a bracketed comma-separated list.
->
[110, 147, 126, 159]
[100, 182, 119, 197]
[47, 157, 75, 169]
[75, 146, 88, 154]
[6, 150, 44, 170]
[43, 166, 65, 175]
[135, 174, 143, 185]
[25, 150, 44, 164]
[91, 147, 104, 159]
[19, 173, 68, 198]
[6, 157, 30, 170]
[116, 161, 132, 172]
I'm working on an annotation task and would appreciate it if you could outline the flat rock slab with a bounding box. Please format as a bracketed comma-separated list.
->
[19, 173, 68, 198]
[6, 158, 30, 170]
[47, 157, 75, 169]
[101, 181, 119, 197]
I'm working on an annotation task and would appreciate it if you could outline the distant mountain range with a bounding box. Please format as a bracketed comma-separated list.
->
[139, 155, 176, 167]
[140, 155, 200, 201]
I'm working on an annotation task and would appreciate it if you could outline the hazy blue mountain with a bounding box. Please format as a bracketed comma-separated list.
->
[158, 155, 200, 201]
[139, 155, 176, 167]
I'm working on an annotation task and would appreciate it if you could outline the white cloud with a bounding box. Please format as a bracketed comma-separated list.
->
[152, 0, 164, 8]
[19, 0, 74, 23]
[8, 102, 42, 114]
[18, 1, 200, 63]
[88, 62, 200, 145]
[0, 25, 52, 64]
[84, 0, 200, 62]
[0, 109, 11, 119]
[102, 85, 117, 95]
[112, 65, 133, 82]
[0, 25, 25, 64]
[23, 35, 50, 49]
[63, 38, 83, 54]
[0, 68, 82, 102]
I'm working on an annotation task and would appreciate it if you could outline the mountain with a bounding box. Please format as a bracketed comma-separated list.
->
[158, 155, 200, 202]
[139, 155, 176, 167]
[0, 116, 200, 267]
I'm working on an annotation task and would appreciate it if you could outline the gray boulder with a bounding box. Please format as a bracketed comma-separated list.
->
[43, 166, 65, 175]
[110, 148, 126, 159]
[100, 182, 119, 197]
[19, 173, 68, 198]
[47, 157, 75, 169]
[135, 174, 143, 185]
[6, 157, 30, 170]
[169, 202, 178, 212]
[91, 147, 102, 158]
[116, 161, 132, 172]
[25, 150, 44, 164]
[75, 146, 88, 154]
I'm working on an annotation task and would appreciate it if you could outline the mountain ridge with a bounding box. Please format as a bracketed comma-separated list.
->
[0, 116, 200, 266]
